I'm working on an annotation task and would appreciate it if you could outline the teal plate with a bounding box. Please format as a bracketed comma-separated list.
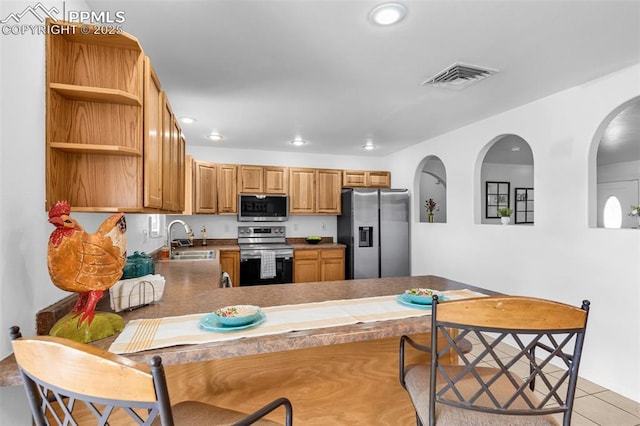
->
[396, 294, 448, 309]
[199, 311, 266, 332]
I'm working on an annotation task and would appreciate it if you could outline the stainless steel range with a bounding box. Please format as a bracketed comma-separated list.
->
[238, 226, 293, 286]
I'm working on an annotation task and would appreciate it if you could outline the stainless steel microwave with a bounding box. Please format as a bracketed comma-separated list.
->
[238, 194, 289, 222]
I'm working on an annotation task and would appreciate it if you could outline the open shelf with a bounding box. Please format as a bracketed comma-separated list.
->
[49, 142, 141, 156]
[50, 83, 141, 106]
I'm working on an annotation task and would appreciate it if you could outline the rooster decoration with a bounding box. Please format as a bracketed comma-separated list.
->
[47, 201, 127, 328]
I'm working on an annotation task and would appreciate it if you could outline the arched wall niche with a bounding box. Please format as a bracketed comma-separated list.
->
[588, 96, 640, 229]
[477, 134, 534, 225]
[415, 155, 447, 223]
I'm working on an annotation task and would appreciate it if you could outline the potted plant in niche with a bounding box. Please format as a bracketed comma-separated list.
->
[425, 198, 437, 223]
[629, 205, 640, 228]
[497, 207, 513, 225]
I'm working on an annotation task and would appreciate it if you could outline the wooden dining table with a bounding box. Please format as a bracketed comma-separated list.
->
[0, 258, 497, 425]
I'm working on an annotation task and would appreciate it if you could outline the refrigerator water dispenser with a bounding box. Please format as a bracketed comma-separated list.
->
[358, 226, 373, 247]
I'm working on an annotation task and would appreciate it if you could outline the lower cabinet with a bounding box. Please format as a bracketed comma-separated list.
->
[219, 250, 240, 287]
[320, 249, 345, 281]
[294, 247, 345, 283]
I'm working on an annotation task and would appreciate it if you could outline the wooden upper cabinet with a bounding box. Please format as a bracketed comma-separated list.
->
[159, 93, 185, 212]
[45, 20, 144, 212]
[143, 57, 163, 209]
[289, 168, 316, 214]
[316, 169, 342, 214]
[239, 165, 288, 194]
[161, 94, 174, 211]
[343, 170, 391, 188]
[238, 165, 263, 193]
[193, 160, 217, 214]
[217, 164, 238, 214]
[289, 168, 341, 214]
[176, 134, 186, 212]
[45, 21, 187, 213]
[367, 171, 391, 188]
[183, 155, 193, 214]
[264, 166, 288, 194]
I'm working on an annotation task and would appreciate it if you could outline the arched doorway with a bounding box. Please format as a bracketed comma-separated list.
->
[593, 97, 640, 229]
[479, 134, 534, 225]
[417, 156, 447, 223]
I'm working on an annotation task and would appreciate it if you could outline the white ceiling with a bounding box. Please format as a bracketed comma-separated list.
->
[87, 0, 640, 161]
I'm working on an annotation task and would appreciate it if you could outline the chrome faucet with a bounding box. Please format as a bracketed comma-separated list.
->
[167, 220, 192, 257]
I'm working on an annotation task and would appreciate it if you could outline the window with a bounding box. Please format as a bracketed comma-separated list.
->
[486, 181, 510, 218]
[515, 188, 534, 224]
[603, 196, 622, 229]
[479, 134, 533, 225]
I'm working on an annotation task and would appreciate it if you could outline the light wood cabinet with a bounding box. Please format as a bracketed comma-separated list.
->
[220, 250, 240, 287]
[238, 165, 288, 194]
[217, 164, 238, 214]
[264, 166, 289, 194]
[45, 21, 185, 213]
[294, 247, 345, 283]
[343, 170, 391, 188]
[161, 100, 185, 212]
[182, 155, 193, 214]
[316, 169, 342, 214]
[176, 135, 186, 212]
[320, 248, 345, 281]
[289, 168, 316, 214]
[193, 161, 217, 214]
[289, 168, 341, 214]
[193, 162, 237, 214]
[143, 57, 163, 209]
[293, 249, 320, 283]
[238, 165, 262, 193]
[45, 20, 144, 212]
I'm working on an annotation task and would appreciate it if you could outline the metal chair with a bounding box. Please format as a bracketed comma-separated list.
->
[9, 326, 293, 425]
[399, 296, 590, 426]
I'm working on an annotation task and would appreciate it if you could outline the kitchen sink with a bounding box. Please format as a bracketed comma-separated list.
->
[169, 250, 216, 260]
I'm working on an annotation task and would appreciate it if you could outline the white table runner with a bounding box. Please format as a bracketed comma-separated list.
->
[109, 289, 485, 354]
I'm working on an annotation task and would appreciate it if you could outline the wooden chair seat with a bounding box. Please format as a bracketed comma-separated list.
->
[9, 326, 292, 425]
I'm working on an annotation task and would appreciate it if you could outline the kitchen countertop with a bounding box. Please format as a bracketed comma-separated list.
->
[0, 266, 495, 387]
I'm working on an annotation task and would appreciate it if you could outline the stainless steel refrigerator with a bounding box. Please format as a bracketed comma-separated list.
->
[337, 188, 410, 279]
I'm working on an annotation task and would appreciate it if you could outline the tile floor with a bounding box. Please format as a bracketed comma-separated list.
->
[465, 333, 640, 426]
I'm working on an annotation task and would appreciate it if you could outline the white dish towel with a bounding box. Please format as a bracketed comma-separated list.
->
[260, 251, 276, 279]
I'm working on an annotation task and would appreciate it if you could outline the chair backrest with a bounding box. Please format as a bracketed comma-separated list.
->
[9, 326, 174, 426]
[429, 296, 590, 426]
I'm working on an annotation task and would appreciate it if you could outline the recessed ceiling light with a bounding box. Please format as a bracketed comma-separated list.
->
[369, 3, 407, 26]
[180, 117, 196, 124]
[207, 133, 224, 141]
[362, 141, 377, 151]
[290, 137, 307, 146]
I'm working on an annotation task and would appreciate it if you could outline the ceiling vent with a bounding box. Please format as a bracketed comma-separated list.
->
[422, 62, 498, 90]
